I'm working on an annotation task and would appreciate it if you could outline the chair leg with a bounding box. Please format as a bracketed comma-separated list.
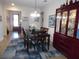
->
[27, 42, 29, 53]
[48, 36, 50, 50]
[34, 45, 36, 50]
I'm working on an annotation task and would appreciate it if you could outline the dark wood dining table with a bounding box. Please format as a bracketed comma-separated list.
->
[23, 29, 50, 52]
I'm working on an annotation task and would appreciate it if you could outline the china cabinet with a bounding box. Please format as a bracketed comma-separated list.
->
[53, 0, 79, 59]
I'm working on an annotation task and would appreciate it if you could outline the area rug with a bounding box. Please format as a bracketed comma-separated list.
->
[1, 38, 62, 59]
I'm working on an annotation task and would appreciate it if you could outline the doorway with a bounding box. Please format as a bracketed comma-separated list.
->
[7, 11, 21, 32]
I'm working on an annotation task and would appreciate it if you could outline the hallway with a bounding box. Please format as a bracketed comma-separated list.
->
[1, 32, 66, 59]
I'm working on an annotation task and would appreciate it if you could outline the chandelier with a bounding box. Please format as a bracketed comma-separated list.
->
[30, 0, 40, 18]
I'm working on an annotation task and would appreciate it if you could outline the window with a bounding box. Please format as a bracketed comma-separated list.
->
[13, 15, 19, 27]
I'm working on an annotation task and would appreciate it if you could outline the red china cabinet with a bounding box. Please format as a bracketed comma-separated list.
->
[53, 0, 79, 59]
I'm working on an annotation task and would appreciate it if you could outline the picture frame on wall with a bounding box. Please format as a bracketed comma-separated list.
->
[0, 16, 2, 21]
[48, 15, 55, 28]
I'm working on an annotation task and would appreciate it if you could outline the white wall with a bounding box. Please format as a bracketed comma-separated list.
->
[43, 0, 65, 42]
[0, 1, 5, 41]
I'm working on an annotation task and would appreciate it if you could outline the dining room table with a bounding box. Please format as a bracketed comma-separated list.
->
[23, 29, 50, 52]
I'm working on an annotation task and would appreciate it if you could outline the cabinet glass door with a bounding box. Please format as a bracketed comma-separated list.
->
[61, 11, 67, 34]
[76, 20, 79, 39]
[56, 13, 61, 32]
[67, 10, 76, 37]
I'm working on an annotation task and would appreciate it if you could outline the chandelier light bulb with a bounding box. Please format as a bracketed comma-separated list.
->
[11, 3, 15, 6]
[30, 11, 40, 18]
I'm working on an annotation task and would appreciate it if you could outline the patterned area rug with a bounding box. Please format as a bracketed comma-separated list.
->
[1, 38, 62, 59]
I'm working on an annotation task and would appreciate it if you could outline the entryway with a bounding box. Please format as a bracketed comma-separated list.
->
[7, 11, 21, 32]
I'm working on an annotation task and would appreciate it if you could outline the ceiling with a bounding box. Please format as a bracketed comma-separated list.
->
[3, 0, 53, 8]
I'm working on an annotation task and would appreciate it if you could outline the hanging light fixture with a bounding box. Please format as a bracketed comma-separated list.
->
[30, 0, 40, 18]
